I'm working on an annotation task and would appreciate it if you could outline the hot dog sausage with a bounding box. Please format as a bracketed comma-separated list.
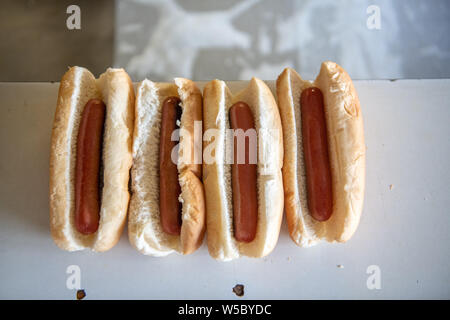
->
[300, 87, 333, 221]
[75, 99, 106, 234]
[159, 96, 183, 235]
[229, 102, 258, 242]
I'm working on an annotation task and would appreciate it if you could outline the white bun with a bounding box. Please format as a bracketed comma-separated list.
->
[49, 66, 135, 251]
[128, 78, 205, 256]
[202, 78, 284, 261]
[276, 61, 366, 247]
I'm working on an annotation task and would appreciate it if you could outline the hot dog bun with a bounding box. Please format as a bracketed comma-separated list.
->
[49, 66, 135, 251]
[202, 78, 284, 261]
[128, 78, 205, 256]
[276, 61, 365, 247]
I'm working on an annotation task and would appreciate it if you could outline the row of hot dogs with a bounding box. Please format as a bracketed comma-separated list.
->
[49, 61, 365, 260]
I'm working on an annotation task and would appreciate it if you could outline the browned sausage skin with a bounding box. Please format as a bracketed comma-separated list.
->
[300, 87, 333, 221]
[159, 96, 183, 235]
[229, 101, 258, 242]
[75, 99, 106, 234]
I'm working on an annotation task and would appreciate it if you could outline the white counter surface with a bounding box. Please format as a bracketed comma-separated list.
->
[0, 80, 449, 299]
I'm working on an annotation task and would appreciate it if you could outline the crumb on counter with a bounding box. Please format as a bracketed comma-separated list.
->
[286, 257, 291, 261]
[337, 264, 344, 269]
[232, 284, 244, 297]
[76, 289, 86, 300]
[389, 184, 394, 190]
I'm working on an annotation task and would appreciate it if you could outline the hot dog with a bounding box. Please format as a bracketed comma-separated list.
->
[74, 99, 105, 234]
[276, 61, 365, 247]
[49, 67, 134, 252]
[229, 102, 258, 242]
[128, 79, 205, 256]
[300, 87, 333, 222]
[202, 78, 284, 261]
[159, 96, 182, 235]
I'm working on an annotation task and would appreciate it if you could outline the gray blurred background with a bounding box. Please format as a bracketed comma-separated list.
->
[1, 0, 449, 82]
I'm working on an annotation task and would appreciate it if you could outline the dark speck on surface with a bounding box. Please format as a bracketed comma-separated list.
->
[232, 284, 244, 297]
[76, 289, 86, 300]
